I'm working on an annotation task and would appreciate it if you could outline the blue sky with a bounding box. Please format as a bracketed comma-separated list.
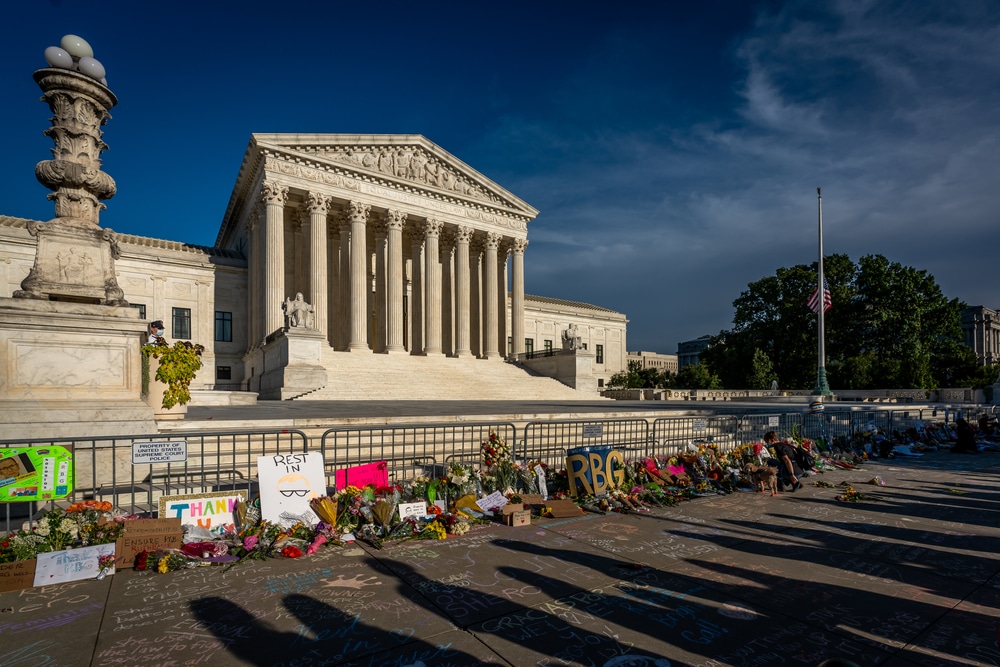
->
[3, 1, 999, 354]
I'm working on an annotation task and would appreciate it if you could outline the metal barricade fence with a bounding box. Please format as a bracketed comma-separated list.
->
[1, 429, 308, 534]
[736, 414, 803, 448]
[649, 416, 741, 459]
[889, 409, 925, 435]
[318, 422, 518, 488]
[519, 419, 649, 469]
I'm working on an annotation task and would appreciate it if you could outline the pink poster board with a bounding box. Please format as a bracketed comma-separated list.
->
[335, 460, 388, 491]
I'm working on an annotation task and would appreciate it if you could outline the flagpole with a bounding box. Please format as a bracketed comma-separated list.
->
[813, 187, 831, 396]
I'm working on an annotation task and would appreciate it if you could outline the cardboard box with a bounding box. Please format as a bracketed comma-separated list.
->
[115, 517, 183, 568]
[518, 494, 545, 508]
[0, 559, 37, 593]
[505, 510, 531, 527]
[544, 499, 583, 518]
[501, 503, 524, 516]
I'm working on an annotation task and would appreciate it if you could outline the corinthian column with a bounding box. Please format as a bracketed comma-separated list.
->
[372, 216, 388, 353]
[327, 221, 339, 346]
[511, 238, 528, 356]
[423, 219, 444, 356]
[454, 226, 473, 358]
[261, 181, 288, 338]
[408, 227, 424, 355]
[483, 232, 501, 359]
[337, 215, 351, 351]
[306, 192, 330, 337]
[347, 201, 371, 352]
[498, 240, 510, 357]
[385, 210, 407, 353]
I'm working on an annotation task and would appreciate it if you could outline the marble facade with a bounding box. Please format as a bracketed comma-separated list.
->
[1, 134, 629, 405]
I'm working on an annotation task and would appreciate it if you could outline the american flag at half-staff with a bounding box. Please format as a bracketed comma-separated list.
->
[807, 278, 832, 313]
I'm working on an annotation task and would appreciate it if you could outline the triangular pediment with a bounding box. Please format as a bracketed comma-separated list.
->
[252, 134, 538, 218]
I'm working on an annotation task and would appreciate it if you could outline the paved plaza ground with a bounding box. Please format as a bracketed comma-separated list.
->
[2, 448, 998, 667]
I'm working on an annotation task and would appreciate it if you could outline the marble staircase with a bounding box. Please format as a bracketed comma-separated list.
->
[294, 346, 598, 401]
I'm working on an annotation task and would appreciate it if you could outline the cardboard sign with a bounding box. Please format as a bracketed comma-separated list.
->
[159, 491, 246, 535]
[0, 446, 74, 501]
[566, 448, 625, 497]
[544, 499, 583, 518]
[476, 491, 508, 511]
[257, 452, 325, 527]
[0, 559, 37, 593]
[505, 510, 531, 527]
[518, 494, 546, 507]
[398, 502, 428, 521]
[501, 503, 524, 516]
[132, 440, 187, 465]
[33, 543, 116, 587]
[115, 517, 183, 568]
[335, 460, 388, 491]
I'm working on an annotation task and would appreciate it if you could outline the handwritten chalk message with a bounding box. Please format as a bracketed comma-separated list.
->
[33, 543, 115, 587]
[160, 491, 246, 534]
[131, 440, 187, 464]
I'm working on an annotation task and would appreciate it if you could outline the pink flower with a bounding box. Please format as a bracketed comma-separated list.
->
[307, 534, 327, 555]
[243, 536, 259, 550]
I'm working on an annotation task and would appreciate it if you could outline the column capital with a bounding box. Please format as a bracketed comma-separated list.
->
[423, 218, 444, 237]
[386, 209, 408, 230]
[338, 211, 352, 233]
[261, 180, 289, 205]
[407, 225, 425, 246]
[306, 191, 331, 215]
[455, 225, 474, 244]
[371, 216, 388, 237]
[485, 232, 502, 250]
[512, 238, 528, 254]
[347, 200, 371, 223]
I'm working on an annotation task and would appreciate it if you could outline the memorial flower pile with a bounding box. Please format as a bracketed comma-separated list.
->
[481, 431, 518, 493]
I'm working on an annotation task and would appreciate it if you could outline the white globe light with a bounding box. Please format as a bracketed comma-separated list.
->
[77, 56, 106, 80]
[60, 34, 94, 59]
[44, 46, 74, 69]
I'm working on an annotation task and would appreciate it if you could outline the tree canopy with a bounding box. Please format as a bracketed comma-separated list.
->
[699, 253, 980, 390]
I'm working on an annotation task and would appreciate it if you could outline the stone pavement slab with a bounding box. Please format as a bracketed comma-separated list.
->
[1, 451, 999, 666]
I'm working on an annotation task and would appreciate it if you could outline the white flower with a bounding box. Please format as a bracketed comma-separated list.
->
[35, 522, 51, 536]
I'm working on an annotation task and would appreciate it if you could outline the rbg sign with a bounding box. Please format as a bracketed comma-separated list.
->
[565, 446, 625, 496]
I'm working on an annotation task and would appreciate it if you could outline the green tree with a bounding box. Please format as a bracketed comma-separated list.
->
[704, 254, 967, 390]
[607, 360, 666, 389]
[746, 348, 778, 389]
[675, 362, 722, 389]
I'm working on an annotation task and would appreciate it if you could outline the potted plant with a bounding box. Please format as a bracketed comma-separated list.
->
[141, 338, 205, 413]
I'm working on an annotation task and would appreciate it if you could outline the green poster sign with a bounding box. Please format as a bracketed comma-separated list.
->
[0, 446, 74, 502]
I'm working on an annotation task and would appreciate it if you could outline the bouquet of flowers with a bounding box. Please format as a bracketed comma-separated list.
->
[481, 432, 518, 493]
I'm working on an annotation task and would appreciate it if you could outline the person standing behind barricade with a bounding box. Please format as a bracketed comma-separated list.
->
[764, 431, 803, 492]
[953, 418, 979, 454]
[148, 319, 165, 343]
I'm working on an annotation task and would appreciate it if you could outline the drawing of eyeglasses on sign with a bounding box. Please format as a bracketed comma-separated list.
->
[277, 474, 319, 500]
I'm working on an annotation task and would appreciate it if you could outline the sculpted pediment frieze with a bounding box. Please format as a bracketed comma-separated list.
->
[253, 135, 536, 219]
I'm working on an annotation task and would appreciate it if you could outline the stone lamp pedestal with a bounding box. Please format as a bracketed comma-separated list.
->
[0, 64, 155, 438]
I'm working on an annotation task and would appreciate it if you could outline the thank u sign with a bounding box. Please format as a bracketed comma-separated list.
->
[565, 447, 625, 496]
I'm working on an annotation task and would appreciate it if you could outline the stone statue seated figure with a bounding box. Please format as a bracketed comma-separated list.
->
[282, 292, 315, 330]
[561, 324, 582, 350]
